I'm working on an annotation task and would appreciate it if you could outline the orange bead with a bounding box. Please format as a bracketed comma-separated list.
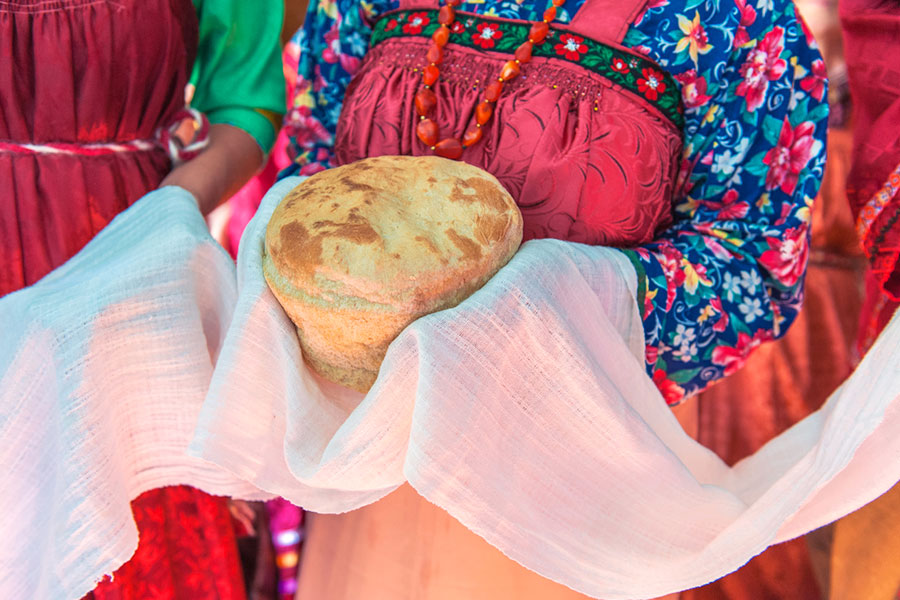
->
[417, 118, 440, 147]
[475, 101, 493, 125]
[552, 0, 565, 6]
[432, 25, 450, 46]
[543, 6, 557, 21]
[426, 43, 443, 65]
[434, 137, 463, 159]
[438, 4, 455, 24]
[485, 81, 503, 102]
[529, 21, 549, 43]
[462, 125, 483, 147]
[515, 41, 533, 63]
[415, 88, 437, 116]
[500, 60, 520, 81]
[423, 64, 440, 86]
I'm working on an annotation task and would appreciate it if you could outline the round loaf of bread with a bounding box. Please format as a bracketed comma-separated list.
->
[263, 155, 523, 393]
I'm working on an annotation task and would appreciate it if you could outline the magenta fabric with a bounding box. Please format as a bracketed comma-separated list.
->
[334, 0, 681, 246]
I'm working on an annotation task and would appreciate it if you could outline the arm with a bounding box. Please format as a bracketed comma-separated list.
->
[161, 123, 265, 215]
[280, 0, 393, 177]
[161, 0, 287, 214]
[620, 0, 828, 404]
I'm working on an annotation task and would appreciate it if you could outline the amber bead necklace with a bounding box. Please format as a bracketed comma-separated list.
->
[415, 0, 565, 159]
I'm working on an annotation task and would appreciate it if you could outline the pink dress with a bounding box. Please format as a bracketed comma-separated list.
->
[334, 0, 682, 245]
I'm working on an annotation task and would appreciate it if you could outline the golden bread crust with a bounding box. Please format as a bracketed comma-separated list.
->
[264, 155, 523, 392]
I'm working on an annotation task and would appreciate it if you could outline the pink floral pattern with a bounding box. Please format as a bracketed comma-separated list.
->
[674, 69, 711, 109]
[734, 0, 757, 48]
[759, 225, 810, 287]
[763, 119, 817, 195]
[736, 26, 787, 112]
[800, 59, 827, 102]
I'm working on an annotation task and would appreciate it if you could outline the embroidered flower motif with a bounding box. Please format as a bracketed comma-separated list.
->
[759, 225, 809, 287]
[675, 11, 713, 64]
[637, 67, 667, 101]
[403, 12, 430, 35]
[450, 20, 466, 34]
[674, 69, 712, 109]
[800, 59, 827, 101]
[472, 22, 503, 48]
[554, 33, 588, 61]
[610, 57, 631, 74]
[763, 119, 817, 195]
[385, 18, 398, 31]
[736, 26, 787, 112]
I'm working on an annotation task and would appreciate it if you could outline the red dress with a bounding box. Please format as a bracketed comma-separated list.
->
[0, 1, 245, 597]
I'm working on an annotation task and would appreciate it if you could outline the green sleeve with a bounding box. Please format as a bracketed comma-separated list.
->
[190, 0, 286, 153]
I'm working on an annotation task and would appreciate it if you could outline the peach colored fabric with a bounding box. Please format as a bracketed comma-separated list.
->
[829, 483, 900, 599]
[294, 404, 698, 600]
[296, 485, 597, 600]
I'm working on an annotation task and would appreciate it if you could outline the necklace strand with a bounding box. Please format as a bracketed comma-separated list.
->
[415, 0, 565, 159]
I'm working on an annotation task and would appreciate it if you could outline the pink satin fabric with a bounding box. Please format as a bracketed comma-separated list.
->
[334, 0, 681, 246]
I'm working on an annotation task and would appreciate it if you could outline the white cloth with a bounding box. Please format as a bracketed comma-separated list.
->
[192, 177, 900, 600]
[0, 188, 270, 600]
[2, 179, 899, 600]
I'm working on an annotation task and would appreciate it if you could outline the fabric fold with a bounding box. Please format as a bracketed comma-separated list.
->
[193, 178, 900, 599]
[2, 179, 898, 600]
[0, 187, 269, 600]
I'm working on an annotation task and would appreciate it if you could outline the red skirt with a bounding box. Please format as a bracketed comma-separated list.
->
[1, 1, 246, 598]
